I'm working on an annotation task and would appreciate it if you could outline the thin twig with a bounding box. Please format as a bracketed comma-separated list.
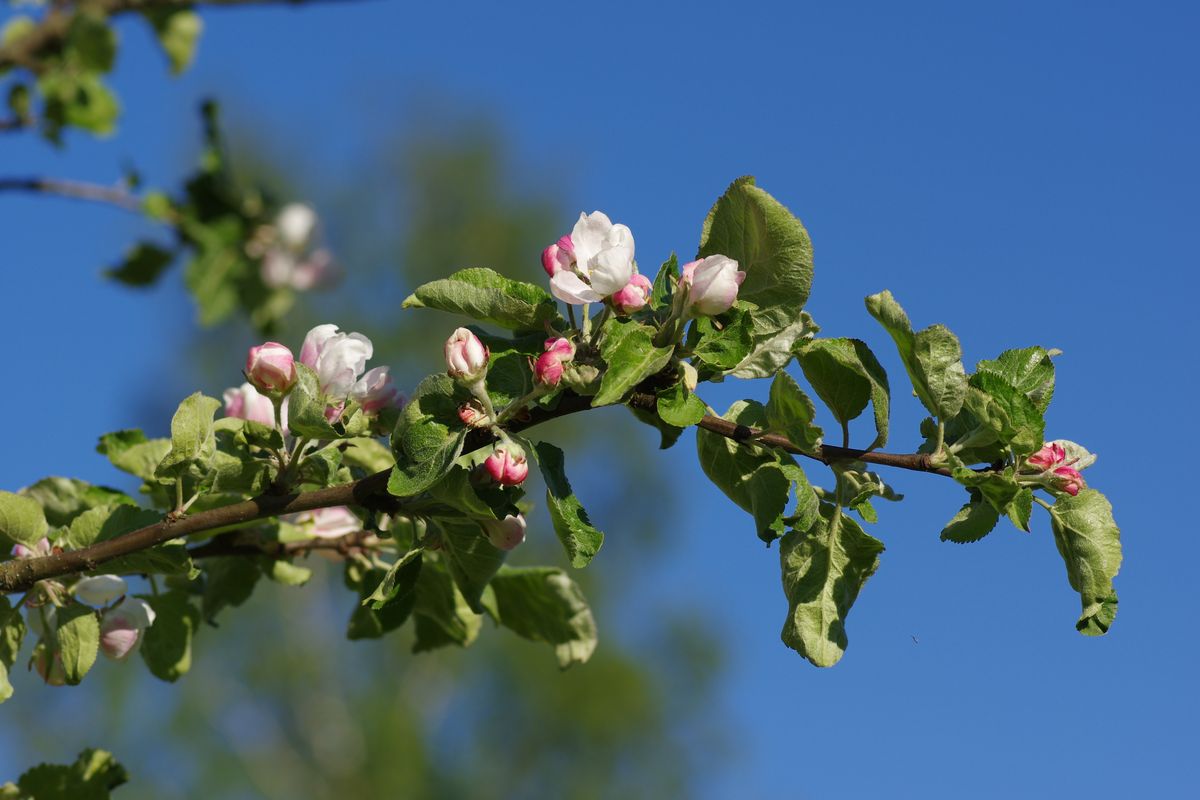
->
[0, 177, 142, 212]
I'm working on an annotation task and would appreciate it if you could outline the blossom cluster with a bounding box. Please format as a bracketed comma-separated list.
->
[1021, 440, 1096, 496]
[255, 203, 341, 292]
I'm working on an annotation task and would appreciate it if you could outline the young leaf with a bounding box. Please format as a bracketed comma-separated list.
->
[951, 466, 1022, 514]
[689, 307, 756, 371]
[347, 561, 418, 640]
[780, 503, 885, 667]
[656, 383, 707, 428]
[0, 491, 49, 549]
[63, 504, 161, 551]
[1007, 488, 1034, 532]
[976, 346, 1056, 414]
[865, 290, 967, 420]
[389, 374, 469, 497]
[627, 405, 685, 450]
[940, 500, 1000, 543]
[20, 477, 134, 527]
[969, 371, 1045, 459]
[1048, 489, 1122, 636]
[154, 392, 221, 481]
[201, 557, 262, 622]
[402, 267, 562, 331]
[56, 602, 100, 685]
[411, 557, 482, 652]
[0, 596, 26, 704]
[765, 372, 823, 455]
[436, 519, 506, 613]
[533, 442, 605, 568]
[593, 319, 674, 407]
[143, 8, 204, 74]
[97, 430, 171, 483]
[797, 337, 891, 449]
[488, 566, 598, 668]
[287, 363, 340, 440]
[364, 549, 423, 610]
[10, 749, 128, 800]
[139, 590, 200, 682]
[105, 241, 174, 287]
[697, 176, 815, 378]
[650, 253, 679, 310]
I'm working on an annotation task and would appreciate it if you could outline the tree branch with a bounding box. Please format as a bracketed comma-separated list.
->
[0, 386, 950, 594]
[187, 528, 381, 560]
[0, 177, 142, 212]
[0, 0, 366, 73]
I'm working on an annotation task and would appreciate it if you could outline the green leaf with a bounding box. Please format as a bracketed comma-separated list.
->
[287, 363, 340, 439]
[650, 253, 679, 310]
[402, 267, 562, 331]
[695, 400, 791, 542]
[200, 557, 261, 622]
[97, 430, 171, 483]
[656, 383, 707, 428]
[65, 14, 117, 73]
[139, 590, 200, 682]
[143, 8, 204, 74]
[976, 346, 1056, 414]
[39, 71, 120, 137]
[952, 466, 1022, 514]
[968, 371, 1045, 459]
[627, 405, 685, 450]
[104, 242, 174, 287]
[1048, 489, 1122, 636]
[533, 442, 604, 568]
[765, 372, 823, 455]
[0, 491, 49, 549]
[437, 519, 506, 613]
[20, 478, 134, 527]
[489, 566, 598, 668]
[593, 319, 674, 407]
[63, 504, 160, 551]
[1007, 488, 1034, 532]
[865, 290, 967, 420]
[0, 596, 26, 704]
[797, 337, 891, 449]
[780, 504, 885, 667]
[689, 307, 756, 371]
[56, 602, 100, 685]
[697, 176, 816, 378]
[155, 392, 221, 481]
[12, 749, 128, 800]
[471, 328, 544, 408]
[264, 559, 311, 587]
[411, 557, 482, 651]
[388, 374, 468, 497]
[347, 561, 418, 640]
[364, 548, 423, 610]
[940, 500, 1000, 543]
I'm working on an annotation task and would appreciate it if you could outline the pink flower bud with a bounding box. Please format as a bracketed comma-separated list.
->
[246, 342, 297, 393]
[1026, 442, 1066, 470]
[73, 575, 127, 607]
[1051, 467, 1086, 496]
[610, 273, 652, 314]
[680, 255, 746, 316]
[541, 235, 576, 277]
[533, 336, 577, 387]
[12, 537, 51, 559]
[223, 382, 277, 427]
[283, 506, 362, 539]
[483, 446, 529, 486]
[458, 400, 490, 428]
[484, 514, 527, 550]
[351, 367, 404, 414]
[99, 597, 156, 661]
[445, 328, 489, 383]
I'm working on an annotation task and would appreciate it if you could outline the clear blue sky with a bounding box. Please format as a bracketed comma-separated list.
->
[2, 1, 1198, 796]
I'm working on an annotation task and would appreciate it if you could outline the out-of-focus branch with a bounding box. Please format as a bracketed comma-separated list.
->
[0, 176, 142, 212]
[187, 528, 381, 560]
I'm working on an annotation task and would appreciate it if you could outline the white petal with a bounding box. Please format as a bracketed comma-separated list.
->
[300, 324, 339, 368]
[589, 246, 635, 296]
[74, 575, 128, 607]
[569, 211, 613, 278]
[551, 271, 603, 304]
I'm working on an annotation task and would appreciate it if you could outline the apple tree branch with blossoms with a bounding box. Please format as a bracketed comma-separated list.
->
[0, 2, 1121, 796]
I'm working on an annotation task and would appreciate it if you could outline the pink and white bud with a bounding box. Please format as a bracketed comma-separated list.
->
[1051, 467, 1086, 497]
[1026, 442, 1066, 470]
[458, 399, 491, 428]
[246, 342, 297, 393]
[99, 597, 156, 660]
[680, 255, 746, 316]
[300, 324, 374, 400]
[351, 366, 405, 414]
[610, 273, 652, 315]
[541, 235, 575, 277]
[284, 506, 362, 540]
[484, 514, 527, 551]
[12, 537, 51, 560]
[276, 203, 318, 252]
[445, 327, 490, 384]
[533, 336, 576, 387]
[483, 446, 529, 486]
[73, 575, 127, 607]
[223, 382, 277, 427]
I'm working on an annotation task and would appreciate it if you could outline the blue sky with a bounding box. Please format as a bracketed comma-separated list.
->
[2, 0, 1198, 796]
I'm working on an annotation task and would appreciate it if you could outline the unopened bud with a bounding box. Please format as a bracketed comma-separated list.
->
[484, 514, 527, 550]
[73, 575, 127, 607]
[246, 342, 298, 393]
[533, 337, 576, 387]
[541, 235, 575, 277]
[1050, 467, 1086, 497]
[445, 328, 490, 384]
[483, 445, 529, 486]
[610, 273, 652, 314]
[458, 400, 491, 428]
[680, 255, 745, 316]
[99, 597, 156, 660]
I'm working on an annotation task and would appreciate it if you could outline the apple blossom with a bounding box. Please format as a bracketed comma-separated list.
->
[99, 597, 156, 660]
[284, 506, 361, 539]
[351, 366, 405, 414]
[276, 203, 318, 252]
[610, 272, 652, 315]
[261, 247, 340, 291]
[445, 327, 489, 384]
[680, 255, 746, 316]
[549, 212, 636, 305]
[484, 514, 527, 550]
[73, 575, 127, 607]
[1051, 467, 1086, 496]
[541, 235, 574, 277]
[534, 337, 576, 387]
[223, 382, 277, 427]
[246, 342, 297, 393]
[484, 445, 528, 486]
[458, 399, 490, 428]
[12, 537, 51, 560]
[300, 324, 374, 400]
[1026, 442, 1066, 470]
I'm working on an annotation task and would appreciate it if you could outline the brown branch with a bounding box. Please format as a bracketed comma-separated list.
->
[0, 177, 142, 212]
[187, 529, 380, 560]
[0, 0, 368, 73]
[0, 386, 953, 594]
